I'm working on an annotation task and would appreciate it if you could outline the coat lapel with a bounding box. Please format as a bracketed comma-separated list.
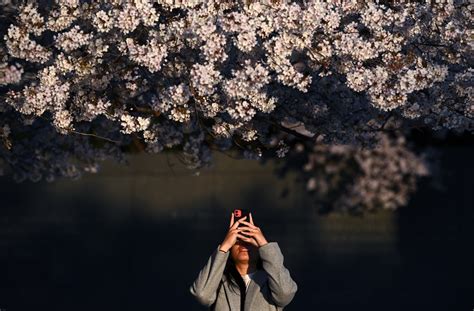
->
[223, 279, 241, 311]
[244, 270, 267, 310]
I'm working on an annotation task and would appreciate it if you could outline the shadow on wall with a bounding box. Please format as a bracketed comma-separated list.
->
[0, 147, 472, 311]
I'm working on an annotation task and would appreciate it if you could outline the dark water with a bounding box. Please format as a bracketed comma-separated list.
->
[0, 147, 472, 311]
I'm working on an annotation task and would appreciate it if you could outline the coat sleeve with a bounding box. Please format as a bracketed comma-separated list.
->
[258, 242, 298, 307]
[189, 244, 230, 306]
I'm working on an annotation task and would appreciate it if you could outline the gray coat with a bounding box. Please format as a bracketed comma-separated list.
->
[189, 242, 298, 310]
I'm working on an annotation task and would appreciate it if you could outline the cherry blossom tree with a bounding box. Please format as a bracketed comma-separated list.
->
[0, 0, 471, 212]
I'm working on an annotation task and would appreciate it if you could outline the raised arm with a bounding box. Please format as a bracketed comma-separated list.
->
[237, 213, 297, 308]
[189, 213, 248, 306]
[189, 244, 230, 306]
[259, 242, 298, 307]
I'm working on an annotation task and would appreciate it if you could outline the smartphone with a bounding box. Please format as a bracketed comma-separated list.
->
[233, 208, 249, 222]
[233, 209, 250, 240]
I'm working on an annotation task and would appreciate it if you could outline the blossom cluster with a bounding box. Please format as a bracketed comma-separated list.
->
[0, 0, 471, 212]
[298, 132, 430, 212]
[0, 62, 23, 85]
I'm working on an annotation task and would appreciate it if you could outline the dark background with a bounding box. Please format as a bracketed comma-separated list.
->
[0, 141, 473, 311]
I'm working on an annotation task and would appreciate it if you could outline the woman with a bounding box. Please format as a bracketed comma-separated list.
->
[189, 212, 298, 310]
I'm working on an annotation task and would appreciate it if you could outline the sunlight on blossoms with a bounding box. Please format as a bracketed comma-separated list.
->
[0, 0, 471, 212]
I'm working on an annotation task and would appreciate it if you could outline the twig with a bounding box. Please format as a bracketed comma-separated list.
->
[67, 129, 120, 144]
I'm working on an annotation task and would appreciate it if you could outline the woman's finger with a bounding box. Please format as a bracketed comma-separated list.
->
[229, 212, 234, 228]
[249, 213, 255, 225]
[242, 235, 259, 247]
[236, 234, 247, 240]
[246, 236, 259, 247]
[239, 220, 257, 229]
[230, 216, 247, 230]
[237, 234, 258, 245]
[241, 231, 256, 238]
[240, 227, 256, 234]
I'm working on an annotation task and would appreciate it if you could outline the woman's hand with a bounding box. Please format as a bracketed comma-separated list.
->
[238, 213, 268, 248]
[219, 213, 248, 252]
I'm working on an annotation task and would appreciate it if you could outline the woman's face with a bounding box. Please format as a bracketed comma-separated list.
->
[230, 239, 259, 264]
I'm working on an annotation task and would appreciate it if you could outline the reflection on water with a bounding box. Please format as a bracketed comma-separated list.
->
[0, 150, 472, 311]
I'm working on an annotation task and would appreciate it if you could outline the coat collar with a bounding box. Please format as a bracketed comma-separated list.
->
[244, 269, 267, 310]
